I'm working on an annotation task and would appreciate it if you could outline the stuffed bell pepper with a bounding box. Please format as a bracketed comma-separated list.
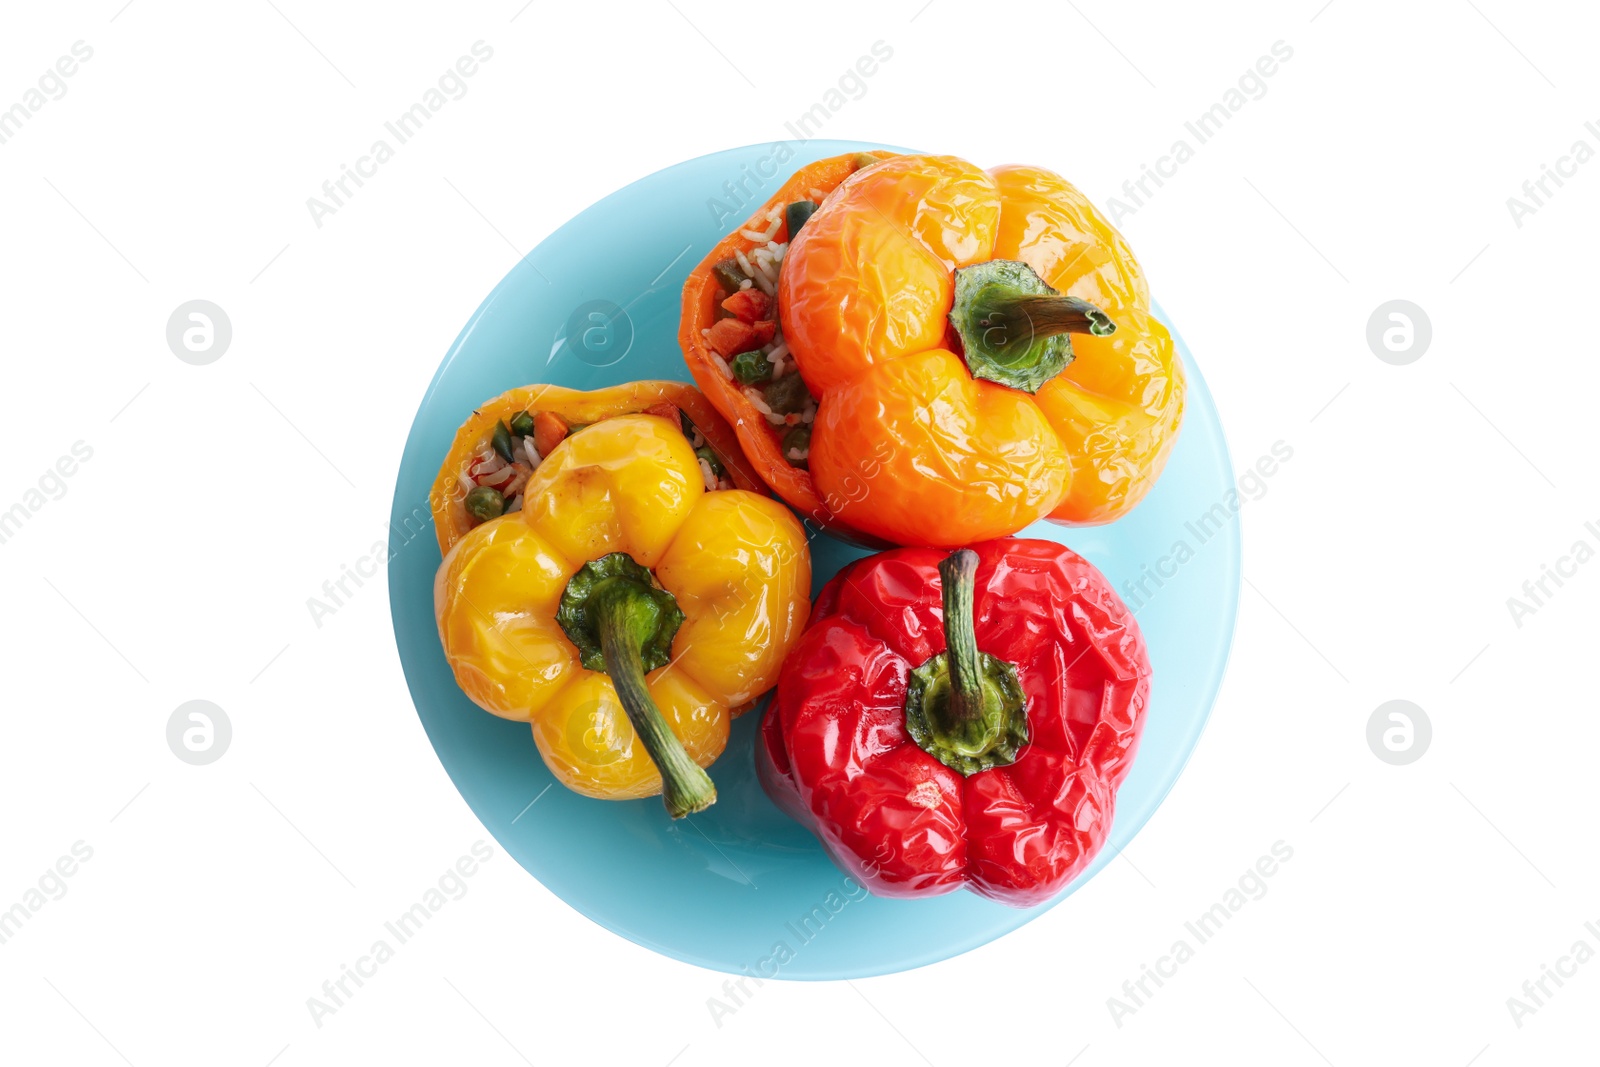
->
[433, 385, 811, 817]
[429, 380, 765, 555]
[680, 152, 1185, 548]
[758, 539, 1151, 905]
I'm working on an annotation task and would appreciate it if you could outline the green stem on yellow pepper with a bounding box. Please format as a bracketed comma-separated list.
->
[904, 549, 1029, 776]
[557, 553, 716, 818]
[949, 259, 1116, 394]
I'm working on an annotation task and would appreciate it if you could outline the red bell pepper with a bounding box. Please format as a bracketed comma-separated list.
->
[758, 538, 1151, 906]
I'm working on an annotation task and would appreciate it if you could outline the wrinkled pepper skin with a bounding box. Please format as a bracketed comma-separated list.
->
[436, 413, 810, 803]
[789, 154, 1185, 545]
[758, 538, 1150, 906]
[429, 380, 764, 556]
[681, 152, 1185, 548]
[679, 151, 897, 546]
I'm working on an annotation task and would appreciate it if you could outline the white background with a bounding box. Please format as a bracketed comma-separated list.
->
[1, 1, 1596, 1063]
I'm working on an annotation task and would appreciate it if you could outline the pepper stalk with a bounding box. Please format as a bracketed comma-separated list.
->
[904, 548, 1029, 776]
[556, 553, 716, 817]
[948, 259, 1117, 393]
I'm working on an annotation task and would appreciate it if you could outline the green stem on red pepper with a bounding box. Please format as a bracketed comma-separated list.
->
[904, 549, 1028, 776]
[556, 553, 716, 817]
[948, 259, 1116, 394]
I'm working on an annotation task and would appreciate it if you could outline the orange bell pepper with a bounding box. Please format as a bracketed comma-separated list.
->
[679, 150, 898, 546]
[428, 380, 764, 556]
[679, 152, 1184, 548]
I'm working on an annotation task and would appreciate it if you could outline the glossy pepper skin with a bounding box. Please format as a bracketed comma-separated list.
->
[429, 380, 765, 556]
[790, 154, 1185, 546]
[757, 538, 1150, 906]
[436, 412, 810, 814]
[681, 152, 1184, 548]
[680, 150, 898, 547]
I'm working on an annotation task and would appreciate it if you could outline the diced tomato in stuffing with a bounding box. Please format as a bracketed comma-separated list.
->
[720, 288, 772, 324]
[706, 318, 760, 357]
[749, 320, 777, 347]
[533, 411, 568, 457]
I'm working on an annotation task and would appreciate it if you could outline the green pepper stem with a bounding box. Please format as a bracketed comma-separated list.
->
[903, 550, 1030, 776]
[594, 582, 716, 818]
[995, 294, 1117, 341]
[940, 549, 986, 734]
[948, 259, 1116, 394]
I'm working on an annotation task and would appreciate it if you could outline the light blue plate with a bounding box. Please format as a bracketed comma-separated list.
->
[389, 141, 1239, 979]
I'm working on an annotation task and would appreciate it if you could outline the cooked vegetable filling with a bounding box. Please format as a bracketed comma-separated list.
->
[457, 402, 733, 527]
[700, 199, 821, 468]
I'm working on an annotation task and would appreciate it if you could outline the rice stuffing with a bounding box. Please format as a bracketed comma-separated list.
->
[459, 403, 732, 529]
[702, 210, 821, 467]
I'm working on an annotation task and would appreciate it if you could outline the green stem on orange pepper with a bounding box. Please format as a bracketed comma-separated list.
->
[949, 259, 1116, 394]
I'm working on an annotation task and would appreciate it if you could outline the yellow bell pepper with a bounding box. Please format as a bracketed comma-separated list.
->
[434, 412, 810, 817]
